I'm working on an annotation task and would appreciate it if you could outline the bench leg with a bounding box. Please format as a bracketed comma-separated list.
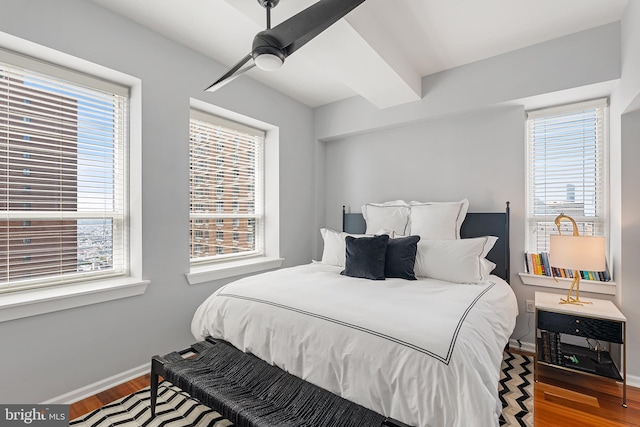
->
[150, 356, 164, 417]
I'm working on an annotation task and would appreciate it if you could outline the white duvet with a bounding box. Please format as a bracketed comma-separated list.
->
[191, 262, 518, 427]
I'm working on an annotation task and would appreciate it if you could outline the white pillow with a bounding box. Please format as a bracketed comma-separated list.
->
[414, 236, 498, 283]
[408, 199, 469, 239]
[482, 259, 497, 277]
[361, 200, 410, 235]
[320, 228, 367, 267]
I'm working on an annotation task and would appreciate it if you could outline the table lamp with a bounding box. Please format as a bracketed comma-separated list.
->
[549, 214, 606, 305]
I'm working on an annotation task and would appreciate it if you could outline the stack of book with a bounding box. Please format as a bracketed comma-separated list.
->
[540, 330, 563, 365]
[524, 251, 611, 281]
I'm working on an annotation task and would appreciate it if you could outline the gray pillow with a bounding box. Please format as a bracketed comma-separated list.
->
[341, 234, 389, 280]
[385, 235, 421, 280]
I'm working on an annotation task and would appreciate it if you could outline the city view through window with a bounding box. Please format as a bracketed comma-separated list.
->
[527, 101, 606, 253]
[0, 64, 126, 288]
[189, 112, 264, 263]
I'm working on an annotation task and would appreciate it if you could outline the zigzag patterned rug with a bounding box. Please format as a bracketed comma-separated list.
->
[499, 352, 534, 426]
[71, 351, 533, 427]
[70, 382, 234, 427]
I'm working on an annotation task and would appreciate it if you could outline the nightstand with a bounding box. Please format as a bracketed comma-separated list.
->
[534, 291, 627, 407]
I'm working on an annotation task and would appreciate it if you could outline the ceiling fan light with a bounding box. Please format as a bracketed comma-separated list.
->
[252, 43, 285, 71]
[254, 52, 284, 71]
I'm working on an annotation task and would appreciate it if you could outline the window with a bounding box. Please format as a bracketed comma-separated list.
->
[0, 51, 129, 293]
[525, 99, 608, 253]
[189, 109, 264, 264]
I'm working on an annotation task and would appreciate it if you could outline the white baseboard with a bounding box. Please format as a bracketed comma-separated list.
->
[626, 373, 640, 389]
[508, 339, 535, 354]
[41, 362, 150, 405]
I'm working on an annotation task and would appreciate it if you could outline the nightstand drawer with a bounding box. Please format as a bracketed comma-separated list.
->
[538, 310, 623, 343]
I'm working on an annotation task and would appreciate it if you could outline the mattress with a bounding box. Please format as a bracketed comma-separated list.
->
[191, 262, 518, 427]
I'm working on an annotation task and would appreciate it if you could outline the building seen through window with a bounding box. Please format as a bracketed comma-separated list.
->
[0, 57, 127, 290]
[189, 109, 264, 263]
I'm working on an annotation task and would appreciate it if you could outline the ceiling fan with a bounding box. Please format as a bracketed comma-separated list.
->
[205, 0, 367, 92]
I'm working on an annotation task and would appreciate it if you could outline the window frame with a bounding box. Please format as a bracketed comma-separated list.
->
[0, 57, 129, 292]
[0, 37, 146, 323]
[525, 98, 609, 256]
[186, 99, 282, 285]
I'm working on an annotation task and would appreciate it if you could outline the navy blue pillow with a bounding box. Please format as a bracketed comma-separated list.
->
[341, 234, 389, 280]
[385, 235, 421, 280]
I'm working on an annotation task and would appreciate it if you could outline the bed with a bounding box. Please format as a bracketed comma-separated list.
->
[179, 201, 518, 427]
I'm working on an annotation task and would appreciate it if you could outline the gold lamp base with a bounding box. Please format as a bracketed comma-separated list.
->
[551, 214, 603, 307]
[559, 273, 592, 306]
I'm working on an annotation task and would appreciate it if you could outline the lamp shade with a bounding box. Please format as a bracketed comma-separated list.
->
[549, 235, 606, 271]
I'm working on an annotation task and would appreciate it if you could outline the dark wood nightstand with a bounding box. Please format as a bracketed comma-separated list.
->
[534, 291, 627, 407]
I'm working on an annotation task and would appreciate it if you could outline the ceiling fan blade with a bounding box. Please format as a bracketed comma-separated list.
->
[205, 53, 255, 92]
[266, 0, 367, 56]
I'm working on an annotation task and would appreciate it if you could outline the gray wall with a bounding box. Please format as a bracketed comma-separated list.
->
[617, 0, 640, 387]
[620, 108, 640, 382]
[0, 0, 315, 403]
[323, 106, 525, 227]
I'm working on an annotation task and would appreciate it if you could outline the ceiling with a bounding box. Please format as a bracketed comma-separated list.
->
[91, 0, 628, 109]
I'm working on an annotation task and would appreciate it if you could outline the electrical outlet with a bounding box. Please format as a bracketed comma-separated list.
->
[526, 299, 535, 313]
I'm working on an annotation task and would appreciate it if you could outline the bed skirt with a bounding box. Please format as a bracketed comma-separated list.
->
[150, 337, 410, 427]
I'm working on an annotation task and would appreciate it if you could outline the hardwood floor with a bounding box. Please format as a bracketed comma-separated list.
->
[69, 358, 640, 426]
[534, 364, 640, 427]
[69, 374, 150, 420]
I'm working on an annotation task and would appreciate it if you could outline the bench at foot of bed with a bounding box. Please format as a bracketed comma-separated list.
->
[150, 337, 411, 427]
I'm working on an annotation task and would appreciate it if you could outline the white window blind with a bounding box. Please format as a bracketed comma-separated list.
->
[525, 98, 608, 253]
[0, 52, 128, 293]
[189, 109, 264, 264]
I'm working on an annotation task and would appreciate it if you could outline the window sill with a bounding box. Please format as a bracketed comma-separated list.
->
[0, 277, 150, 323]
[187, 256, 284, 285]
[518, 273, 616, 295]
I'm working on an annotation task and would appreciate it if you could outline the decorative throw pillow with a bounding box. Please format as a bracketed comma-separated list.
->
[385, 235, 421, 280]
[320, 228, 367, 267]
[408, 199, 469, 239]
[414, 236, 498, 283]
[361, 200, 410, 236]
[341, 234, 389, 280]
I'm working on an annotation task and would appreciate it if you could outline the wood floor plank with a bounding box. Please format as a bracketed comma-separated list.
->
[69, 374, 150, 420]
[543, 385, 600, 408]
[535, 368, 640, 427]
